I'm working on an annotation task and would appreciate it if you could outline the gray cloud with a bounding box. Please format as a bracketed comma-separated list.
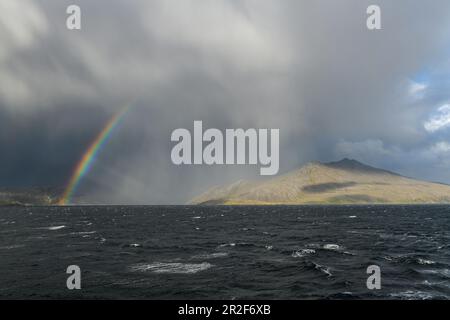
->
[2, 0, 450, 203]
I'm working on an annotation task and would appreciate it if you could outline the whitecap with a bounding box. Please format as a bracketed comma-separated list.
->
[323, 244, 341, 251]
[292, 249, 316, 258]
[131, 262, 213, 274]
[218, 243, 236, 248]
[47, 225, 66, 231]
[417, 258, 435, 265]
[348, 216, 357, 218]
[265, 245, 273, 250]
[192, 216, 202, 219]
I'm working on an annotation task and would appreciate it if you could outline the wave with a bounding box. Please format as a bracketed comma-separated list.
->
[128, 243, 142, 248]
[422, 280, 450, 288]
[130, 262, 213, 274]
[420, 269, 450, 278]
[389, 291, 436, 300]
[323, 244, 341, 251]
[313, 262, 333, 277]
[325, 292, 357, 299]
[418, 258, 436, 265]
[218, 243, 236, 248]
[191, 252, 229, 259]
[303, 243, 343, 252]
[70, 231, 97, 235]
[47, 225, 66, 231]
[0, 244, 25, 250]
[319, 244, 355, 256]
[291, 249, 316, 258]
[384, 254, 437, 266]
[262, 231, 277, 237]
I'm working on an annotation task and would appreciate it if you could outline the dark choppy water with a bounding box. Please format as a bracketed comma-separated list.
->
[0, 205, 449, 299]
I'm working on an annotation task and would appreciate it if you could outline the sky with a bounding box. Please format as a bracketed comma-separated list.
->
[1, 0, 450, 204]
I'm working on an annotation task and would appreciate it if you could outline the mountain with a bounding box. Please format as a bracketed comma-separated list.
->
[190, 159, 450, 205]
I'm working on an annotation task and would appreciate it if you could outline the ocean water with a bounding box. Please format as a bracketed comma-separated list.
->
[0, 205, 449, 300]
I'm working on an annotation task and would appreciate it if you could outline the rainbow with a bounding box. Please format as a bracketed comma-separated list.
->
[58, 107, 130, 205]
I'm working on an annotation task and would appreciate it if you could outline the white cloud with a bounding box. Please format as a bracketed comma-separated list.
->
[0, 0, 295, 112]
[429, 141, 450, 155]
[0, 0, 47, 58]
[141, 0, 293, 71]
[424, 104, 450, 132]
[0, 0, 48, 107]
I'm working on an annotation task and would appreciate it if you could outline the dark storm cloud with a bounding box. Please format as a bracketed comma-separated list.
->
[0, 102, 116, 186]
[2, 0, 450, 203]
